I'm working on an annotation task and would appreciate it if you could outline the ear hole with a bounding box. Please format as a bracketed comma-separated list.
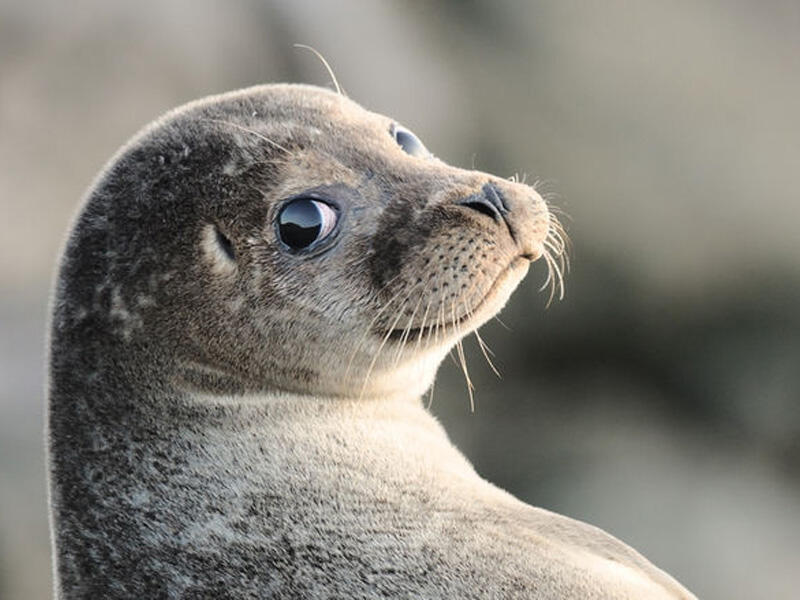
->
[215, 227, 236, 261]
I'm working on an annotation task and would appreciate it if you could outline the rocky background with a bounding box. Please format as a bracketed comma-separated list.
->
[1, 1, 799, 598]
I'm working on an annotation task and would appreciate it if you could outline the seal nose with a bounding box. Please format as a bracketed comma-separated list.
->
[457, 181, 549, 261]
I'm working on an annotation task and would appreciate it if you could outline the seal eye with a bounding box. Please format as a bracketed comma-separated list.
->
[391, 124, 429, 158]
[278, 198, 338, 250]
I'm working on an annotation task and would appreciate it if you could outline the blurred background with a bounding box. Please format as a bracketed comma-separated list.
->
[1, 1, 799, 598]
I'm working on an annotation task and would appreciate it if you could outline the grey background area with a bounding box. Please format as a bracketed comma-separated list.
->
[2, 1, 799, 598]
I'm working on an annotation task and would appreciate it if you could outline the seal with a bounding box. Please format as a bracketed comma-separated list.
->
[47, 83, 695, 598]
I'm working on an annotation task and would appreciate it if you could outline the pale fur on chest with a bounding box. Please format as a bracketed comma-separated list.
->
[96, 393, 690, 599]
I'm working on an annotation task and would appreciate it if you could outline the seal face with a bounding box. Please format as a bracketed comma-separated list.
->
[47, 84, 693, 599]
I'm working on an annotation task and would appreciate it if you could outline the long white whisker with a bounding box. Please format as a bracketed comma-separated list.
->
[471, 314, 501, 379]
[548, 251, 565, 303]
[425, 371, 437, 410]
[293, 44, 344, 96]
[343, 271, 409, 377]
[494, 315, 511, 331]
[203, 118, 292, 155]
[358, 308, 407, 400]
[392, 281, 429, 366]
[542, 252, 557, 307]
[357, 282, 423, 398]
[450, 300, 475, 412]
[414, 299, 432, 356]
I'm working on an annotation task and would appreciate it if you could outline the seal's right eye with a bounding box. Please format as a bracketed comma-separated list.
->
[277, 198, 338, 250]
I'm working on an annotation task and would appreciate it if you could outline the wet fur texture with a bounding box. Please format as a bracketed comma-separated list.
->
[47, 84, 695, 598]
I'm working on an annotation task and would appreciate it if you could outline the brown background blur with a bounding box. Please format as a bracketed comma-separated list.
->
[2, 1, 799, 598]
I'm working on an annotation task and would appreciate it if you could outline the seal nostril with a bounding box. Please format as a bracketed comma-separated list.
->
[482, 182, 509, 215]
[458, 183, 509, 222]
[461, 199, 500, 221]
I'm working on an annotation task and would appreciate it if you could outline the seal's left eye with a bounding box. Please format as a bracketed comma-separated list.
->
[278, 198, 338, 250]
[391, 124, 429, 158]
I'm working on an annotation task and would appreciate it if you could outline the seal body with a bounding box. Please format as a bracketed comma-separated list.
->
[47, 84, 695, 598]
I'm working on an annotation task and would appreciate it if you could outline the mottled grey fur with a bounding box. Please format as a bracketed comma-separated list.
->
[47, 84, 695, 598]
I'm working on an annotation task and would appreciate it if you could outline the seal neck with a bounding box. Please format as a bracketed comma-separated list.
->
[171, 342, 450, 402]
[47, 372, 479, 595]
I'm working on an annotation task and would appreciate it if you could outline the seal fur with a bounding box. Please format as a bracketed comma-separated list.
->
[47, 83, 695, 598]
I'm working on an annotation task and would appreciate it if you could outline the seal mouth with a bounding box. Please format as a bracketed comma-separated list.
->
[385, 255, 530, 344]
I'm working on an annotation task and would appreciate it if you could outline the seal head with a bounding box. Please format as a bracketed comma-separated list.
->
[52, 84, 559, 401]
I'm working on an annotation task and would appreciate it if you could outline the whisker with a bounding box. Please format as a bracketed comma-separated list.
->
[473, 325, 501, 379]
[423, 297, 439, 352]
[344, 272, 414, 379]
[550, 216, 572, 272]
[433, 300, 445, 348]
[358, 308, 409, 399]
[448, 348, 460, 367]
[425, 372, 437, 410]
[392, 281, 430, 366]
[202, 118, 292, 155]
[449, 300, 475, 412]
[542, 251, 565, 307]
[542, 252, 557, 307]
[493, 315, 511, 331]
[413, 299, 433, 356]
[456, 339, 475, 412]
[357, 282, 423, 398]
[538, 253, 554, 295]
[293, 44, 344, 96]
[344, 288, 401, 377]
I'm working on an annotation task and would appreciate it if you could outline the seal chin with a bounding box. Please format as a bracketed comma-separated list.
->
[463, 255, 531, 330]
[387, 254, 532, 345]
